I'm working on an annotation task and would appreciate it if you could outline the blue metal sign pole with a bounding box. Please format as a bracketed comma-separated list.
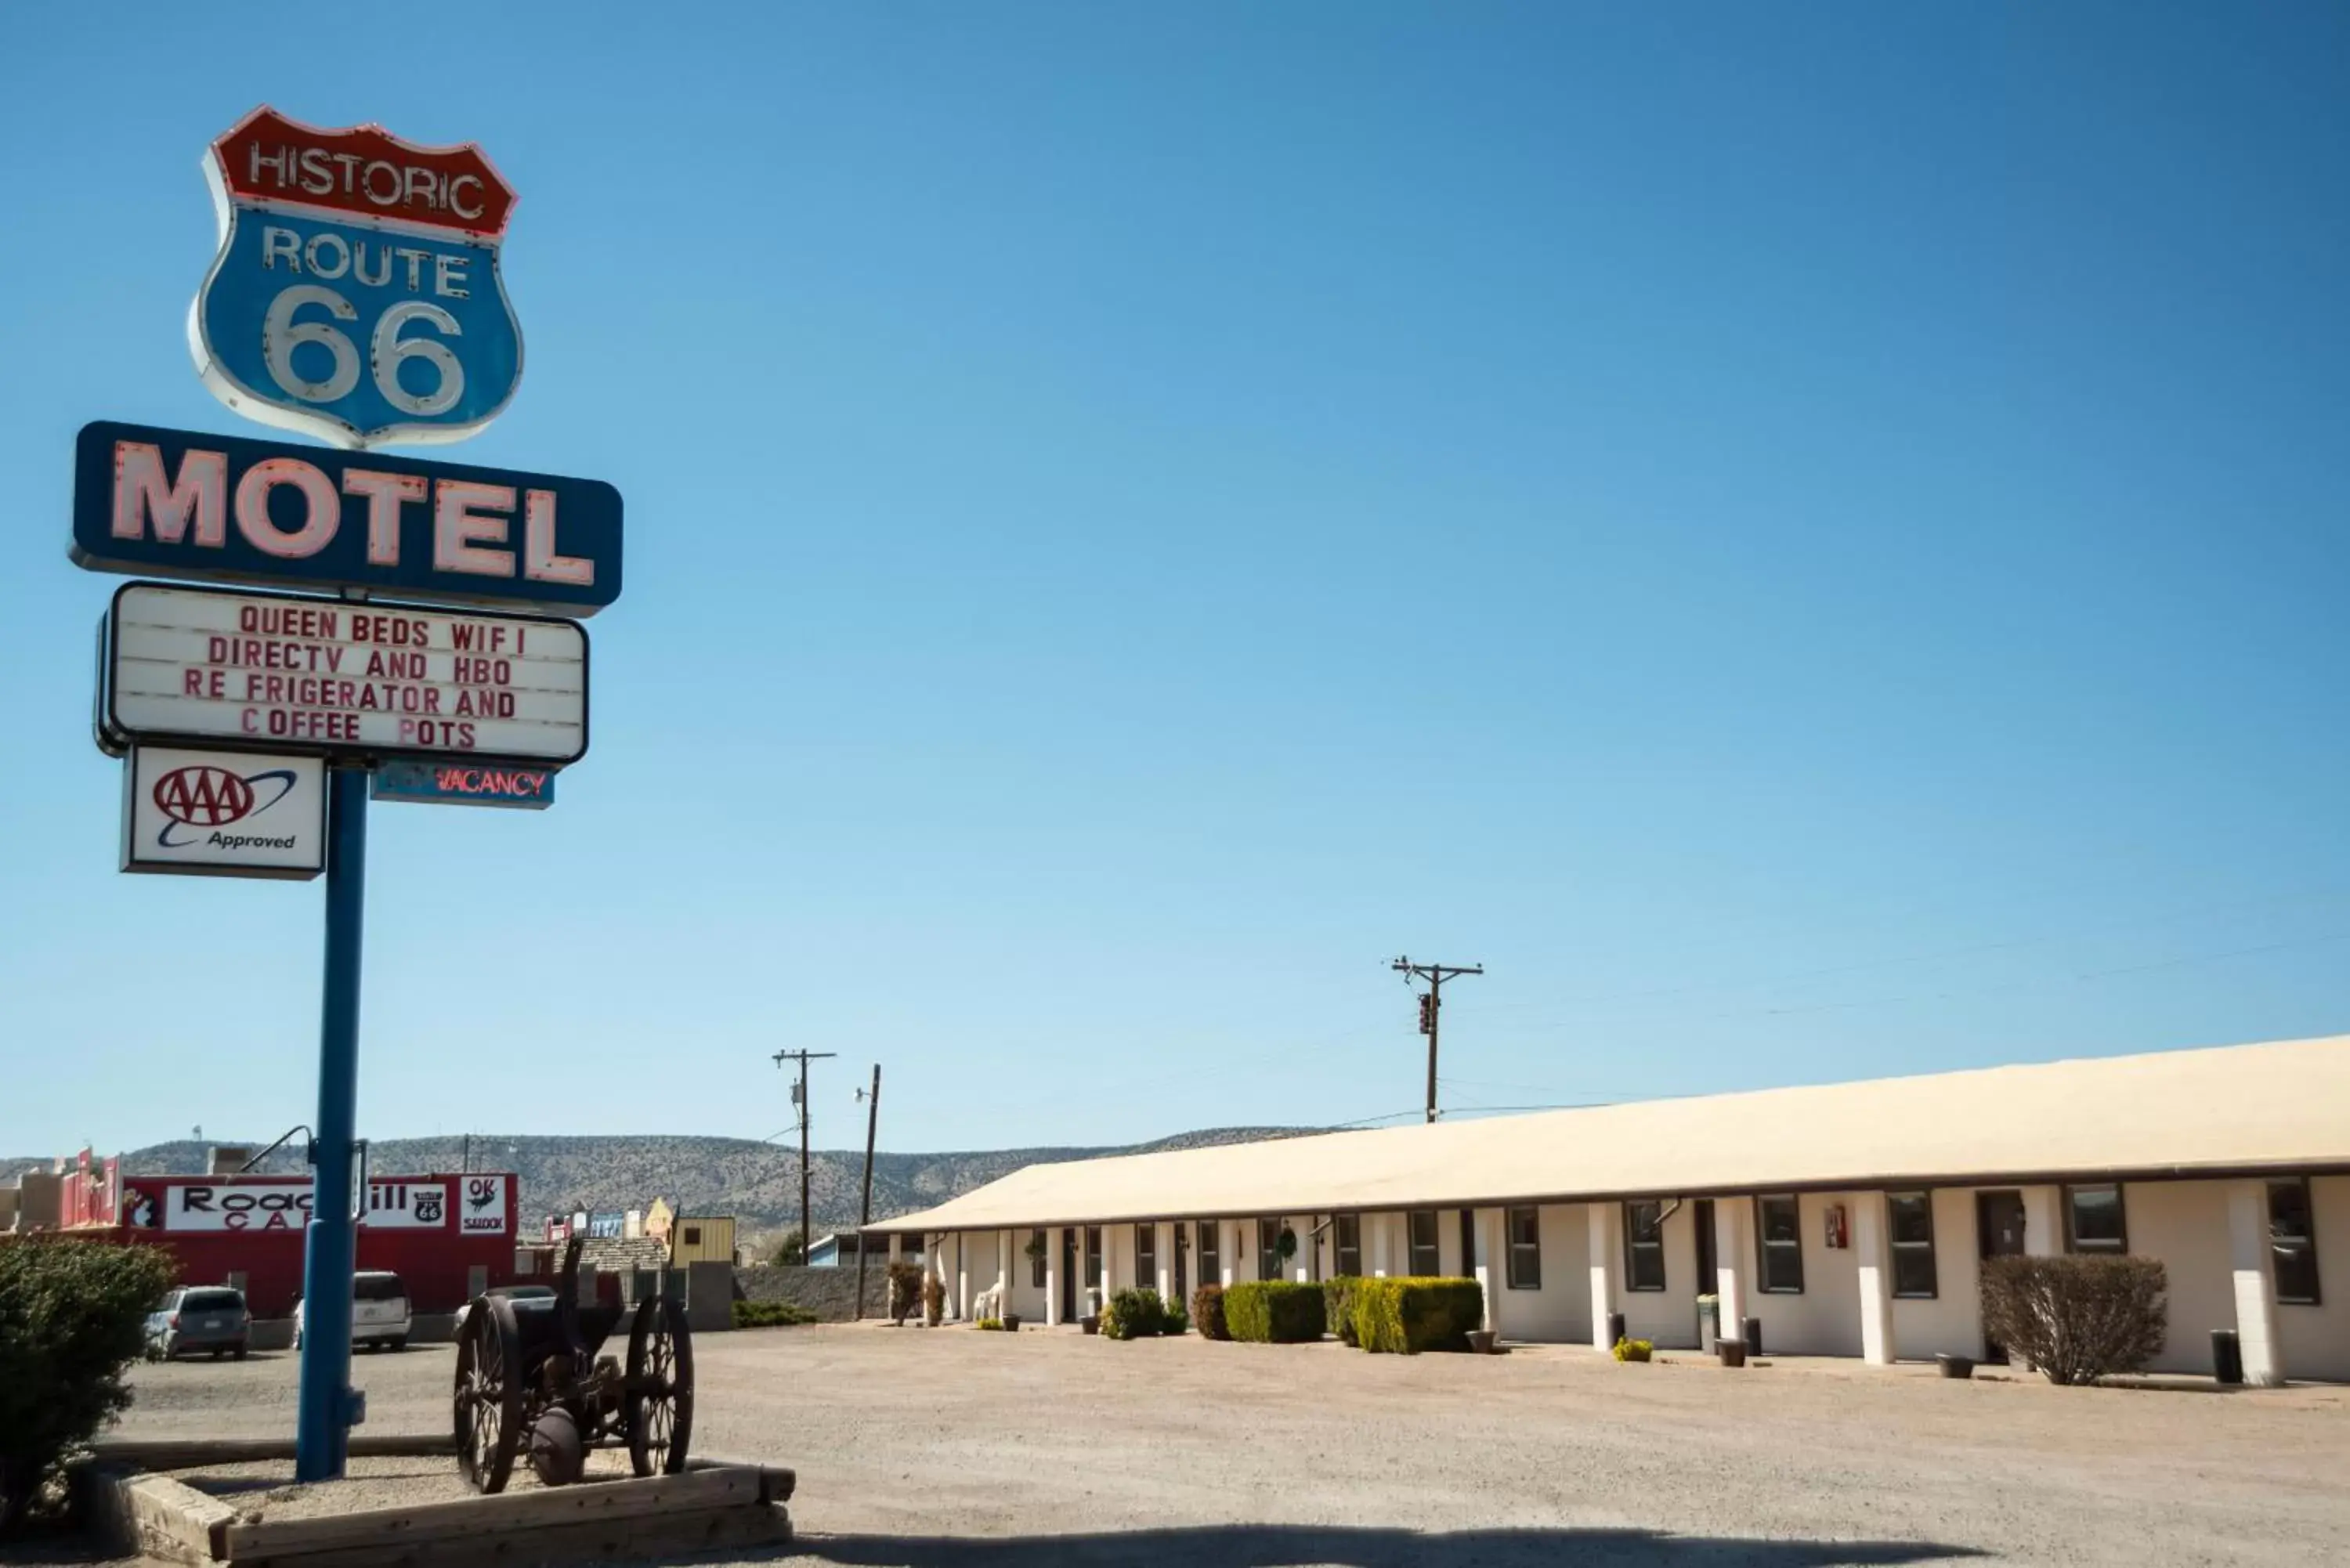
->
[294, 765, 369, 1481]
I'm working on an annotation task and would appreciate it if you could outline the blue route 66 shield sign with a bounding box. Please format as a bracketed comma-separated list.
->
[189, 107, 523, 450]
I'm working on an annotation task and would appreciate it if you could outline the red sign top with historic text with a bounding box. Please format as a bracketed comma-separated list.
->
[210, 107, 517, 241]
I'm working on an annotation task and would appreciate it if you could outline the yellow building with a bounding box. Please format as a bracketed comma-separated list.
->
[669, 1214, 736, 1266]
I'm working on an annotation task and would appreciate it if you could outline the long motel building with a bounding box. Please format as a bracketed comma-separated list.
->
[877, 1035, 2350, 1384]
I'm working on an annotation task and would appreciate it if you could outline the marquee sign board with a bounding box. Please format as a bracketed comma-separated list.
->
[70, 421, 621, 616]
[103, 582, 588, 764]
[190, 107, 522, 448]
[123, 746, 327, 879]
[371, 757, 555, 809]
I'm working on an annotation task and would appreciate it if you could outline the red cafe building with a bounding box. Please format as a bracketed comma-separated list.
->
[99, 1170, 522, 1317]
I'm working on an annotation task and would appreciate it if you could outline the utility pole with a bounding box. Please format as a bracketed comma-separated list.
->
[1392, 956, 1484, 1122]
[772, 1049, 837, 1270]
[854, 1064, 880, 1320]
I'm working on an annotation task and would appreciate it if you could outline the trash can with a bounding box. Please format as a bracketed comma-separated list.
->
[1742, 1317, 1762, 1358]
[1605, 1311, 1626, 1350]
[1697, 1298, 1720, 1355]
[2211, 1329, 2244, 1386]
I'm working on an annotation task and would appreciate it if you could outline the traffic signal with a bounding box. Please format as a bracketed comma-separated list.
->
[1417, 991, 1437, 1035]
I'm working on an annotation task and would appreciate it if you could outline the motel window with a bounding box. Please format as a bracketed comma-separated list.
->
[1257, 1219, 1282, 1282]
[682, 1227, 700, 1247]
[1758, 1197, 1805, 1293]
[1029, 1230, 1047, 1289]
[1333, 1214, 1362, 1277]
[1407, 1210, 1441, 1277]
[1084, 1226, 1102, 1289]
[1888, 1192, 1937, 1299]
[2270, 1180, 2321, 1306]
[2063, 1185, 2128, 1254]
[1506, 1206, 1542, 1290]
[1624, 1201, 1665, 1292]
[1197, 1221, 1220, 1281]
[1136, 1223, 1157, 1282]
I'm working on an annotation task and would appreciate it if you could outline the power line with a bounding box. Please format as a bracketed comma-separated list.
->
[1391, 956, 1483, 1122]
[772, 1049, 836, 1270]
[1443, 886, 2350, 1034]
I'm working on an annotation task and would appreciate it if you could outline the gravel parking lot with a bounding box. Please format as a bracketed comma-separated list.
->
[70, 1325, 2350, 1566]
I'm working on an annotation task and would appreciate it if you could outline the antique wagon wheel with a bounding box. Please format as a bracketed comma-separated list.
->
[453, 1295, 526, 1494]
[626, 1295, 695, 1477]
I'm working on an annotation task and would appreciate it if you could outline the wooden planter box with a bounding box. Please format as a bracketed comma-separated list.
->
[81, 1436, 792, 1568]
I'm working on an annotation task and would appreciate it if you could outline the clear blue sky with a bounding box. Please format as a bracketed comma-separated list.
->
[4, 3, 2347, 1160]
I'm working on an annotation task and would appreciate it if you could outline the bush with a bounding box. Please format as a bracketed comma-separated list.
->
[732, 1299, 817, 1329]
[885, 1261, 923, 1326]
[1612, 1338, 1653, 1363]
[1, 1239, 179, 1533]
[1191, 1283, 1228, 1341]
[1322, 1277, 1363, 1346]
[974, 1317, 1007, 1331]
[1162, 1306, 1190, 1335]
[1101, 1287, 1169, 1341]
[1223, 1281, 1326, 1343]
[1354, 1277, 1484, 1355]
[1980, 1255, 2167, 1386]
[920, 1270, 945, 1328]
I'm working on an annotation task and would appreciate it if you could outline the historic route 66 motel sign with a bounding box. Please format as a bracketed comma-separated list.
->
[190, 107, 522, 448]
[67, 107, 621, 1483]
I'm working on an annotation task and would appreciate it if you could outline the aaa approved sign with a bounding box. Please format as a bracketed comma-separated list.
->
[123, 746, 325, 879]
[105, 582, 586, 763]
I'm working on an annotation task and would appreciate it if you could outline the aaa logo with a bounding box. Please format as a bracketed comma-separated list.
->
[152, 763, 297, 847]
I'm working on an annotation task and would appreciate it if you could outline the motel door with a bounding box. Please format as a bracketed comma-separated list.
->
[1059, 1229, 1078, 1324]
[1976, 1190, 2027, 1363]
[1173, 1224, 1188, 1304]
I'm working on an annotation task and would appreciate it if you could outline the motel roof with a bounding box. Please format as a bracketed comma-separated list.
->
[877, 1034, 2350, 1234]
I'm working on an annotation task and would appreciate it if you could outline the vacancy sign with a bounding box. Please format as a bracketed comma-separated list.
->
[123, 746, 325, 879]
[105, 583, 587, 764]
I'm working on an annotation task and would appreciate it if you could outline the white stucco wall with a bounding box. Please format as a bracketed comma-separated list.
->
[1748, 1193, 1864, 1358]
[1491, 1203, 1592, 1343]
[2278, 1176, 2349, 1382]
[2124, 1180, 2236, 1375]
[1620, 1199, 1702, 1349]
[1886, 1188, 1983, 1362]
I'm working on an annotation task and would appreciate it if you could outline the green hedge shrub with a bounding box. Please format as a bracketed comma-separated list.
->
[1612, 1337, 1653, 1362]
[1354, 1277, 1484, 1354]
[1101, 1287, 1170, 1340]
[1, 1238, 179, 1533]
[732, 1299, 818, 1328]
[1191, 1284, 1228, 1341]
[1980, 1255, 2167, 1386]
[1162, 1306, 1190, 1335]
[1224, 1281, 1326, 1343]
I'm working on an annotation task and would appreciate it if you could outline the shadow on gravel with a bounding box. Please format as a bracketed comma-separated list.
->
[786, 1525, 1984, 1566]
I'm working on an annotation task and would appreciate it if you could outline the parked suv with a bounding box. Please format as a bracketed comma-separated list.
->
[293, 1270, 412, 1352]
[147, 1286, 250, 1360]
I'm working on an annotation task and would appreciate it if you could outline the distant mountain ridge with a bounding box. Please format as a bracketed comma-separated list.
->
[3, 1126, 1314, 1240]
